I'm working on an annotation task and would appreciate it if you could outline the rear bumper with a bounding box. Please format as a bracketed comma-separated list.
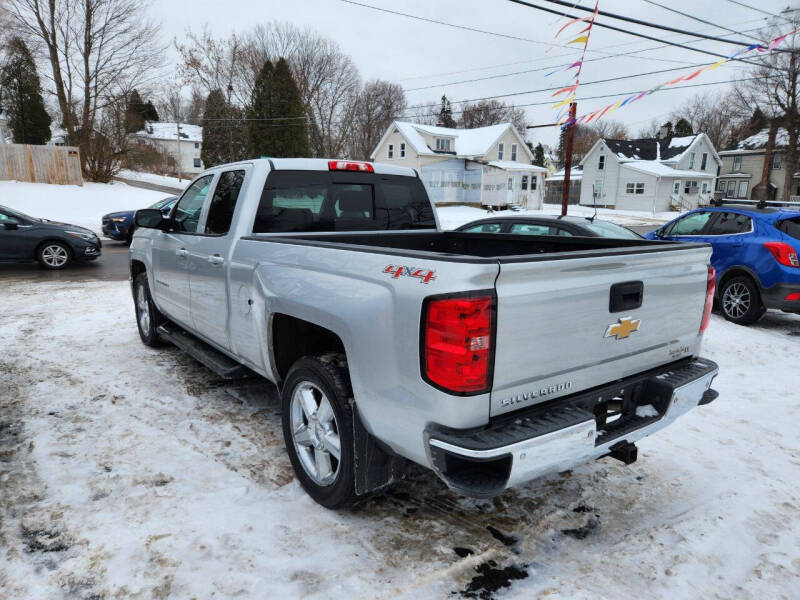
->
[761, 282, 800, 313]
[425, 357, 719, 497]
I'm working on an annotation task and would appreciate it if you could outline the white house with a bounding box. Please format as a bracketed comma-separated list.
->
[370, 121, 548, 208]
[134, 122, 204, 175]
[579, 133, 721, 212]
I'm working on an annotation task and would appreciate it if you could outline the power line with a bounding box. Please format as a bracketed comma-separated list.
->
[723, 0, 790, 22]
[505, 0, 769, 67]
[640, 0, 765, 42]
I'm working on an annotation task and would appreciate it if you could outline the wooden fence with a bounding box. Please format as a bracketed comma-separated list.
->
[0, 143, 83, 186]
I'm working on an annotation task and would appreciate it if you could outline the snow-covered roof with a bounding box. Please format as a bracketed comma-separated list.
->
[546, 167, 583, 181]
[736, 127, 790, 150]
[488, 160, 548, 172]
[603, 135, 700, 163]
[621, 161, 714, 178]
[381, 121, 531, 161]
[717, 172, 753, 178]
[136, 122, 203, 143]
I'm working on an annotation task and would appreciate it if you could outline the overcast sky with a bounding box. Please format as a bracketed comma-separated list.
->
[151, 0, 796, 147]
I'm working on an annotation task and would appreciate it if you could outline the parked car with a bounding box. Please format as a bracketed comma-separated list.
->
[0, 205, 101, 269]
[456, 215, 643, 239]
[102, 196, 178, 243]
[645, 205, 800, 324]
[129, 158, 718, 509]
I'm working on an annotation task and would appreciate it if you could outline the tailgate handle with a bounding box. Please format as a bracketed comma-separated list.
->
[610, 281, 643, 313]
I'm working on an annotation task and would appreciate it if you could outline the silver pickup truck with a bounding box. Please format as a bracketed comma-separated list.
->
[130, 158, 719, 508]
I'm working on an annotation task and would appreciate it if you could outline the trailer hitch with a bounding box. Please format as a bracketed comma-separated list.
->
[607, 441, 638, 465]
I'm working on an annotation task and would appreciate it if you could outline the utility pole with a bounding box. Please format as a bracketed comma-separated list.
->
[560, 102, 577, 217]
[176, 121, 183, 183]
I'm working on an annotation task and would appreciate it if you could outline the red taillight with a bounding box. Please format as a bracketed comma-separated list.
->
[786, 292, 800, 301]
[764, 242, 800, 267]
[328, 160, 374, 173]
[700, 265, 715, 333]
[422, 293, 494, 394]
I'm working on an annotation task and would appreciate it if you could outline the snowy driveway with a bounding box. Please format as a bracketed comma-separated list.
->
[1, 279, 799, 599]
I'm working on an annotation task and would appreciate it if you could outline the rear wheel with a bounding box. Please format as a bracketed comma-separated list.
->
[281, 354, 356, 509]
[37, 242, 71, 270]
[720, 276, 765, 325]
[134, 272, 166, 346]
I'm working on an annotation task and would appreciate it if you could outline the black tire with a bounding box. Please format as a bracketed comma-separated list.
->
[719, 275, 765, 325]
[281, 354, 357, 509]
[134, 272, 166, 346]
[36, 241, 71, 270]
[126, 226, 136, 245]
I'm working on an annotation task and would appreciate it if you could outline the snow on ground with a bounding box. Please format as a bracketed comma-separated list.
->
[437, 204, 678, 231]
[118, 169, 189, 190]
[0, 181, 165, 235]
[1, 278, 799, 599]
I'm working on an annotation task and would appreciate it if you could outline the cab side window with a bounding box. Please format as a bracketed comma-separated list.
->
[665, 211, 713, 236]
[706, 212, 752, 235]
[173, 175, 214, 233]
[205, 170, 245, 235]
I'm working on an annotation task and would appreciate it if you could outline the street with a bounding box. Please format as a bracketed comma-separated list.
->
[0, 241, 130, 282]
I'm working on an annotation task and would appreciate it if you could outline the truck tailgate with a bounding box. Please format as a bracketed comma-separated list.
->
[491, 245, 712, 416]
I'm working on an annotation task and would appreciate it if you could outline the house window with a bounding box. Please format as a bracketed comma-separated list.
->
[689, 152, 696, 169]
[521, 175, 528, 190]
[530, 176, 537, 190]
[388, 144, 394, 159]
[673, 181, 680, 195]
[772, 153, 782, 169]
[194, 142, 200, 149]
[498, 143, 504, 160]
[732, 155, 742, 171]
[726, 180, 736, 198]
[701, 152, 708, 170]
[511, 144, 518, 162]
[598, 155, 605, 170]
[625, 182, 645, 195]
[435, 138, 451, 151]
[737, 181, 749, 199]
[193, 158, 201, 168]
[684, 180, 698, 194]
[400, 143, 406, 158]
[701, 182, 709, 194]
[717, 180, 726, 192]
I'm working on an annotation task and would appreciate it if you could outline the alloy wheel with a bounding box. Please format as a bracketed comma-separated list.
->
[722, 282, 751, 320]
[42, 244, 69, 268]
[289, 382, 341, 486]
[137, 284, 151, 333]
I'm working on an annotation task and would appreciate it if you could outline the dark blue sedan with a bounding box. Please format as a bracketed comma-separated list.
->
[645, 204, 800, 324]
[102, 196, 177, 243]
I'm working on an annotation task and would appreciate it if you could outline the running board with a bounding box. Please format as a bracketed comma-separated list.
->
[157, 323, 252, 380]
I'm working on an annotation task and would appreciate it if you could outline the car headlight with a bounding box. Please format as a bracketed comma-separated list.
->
[111, 217, 127, 223]
[66, 230, 98, 242]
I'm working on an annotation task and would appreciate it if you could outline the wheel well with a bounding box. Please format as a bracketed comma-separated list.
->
[130, 259, 146, 281]
[35, 239, 73, 259]
[271, 314, 346, 382]
[717, 268, 760, 298]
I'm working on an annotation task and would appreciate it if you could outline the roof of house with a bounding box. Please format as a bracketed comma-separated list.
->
[380, 120, 532, 161]
[546, 167, 583, 181]
[620, 161, 715, 178]
[488, 160, 548, 172]
[136, 122, 203, 143]
[735, 127, 790, 150]
[603, 135, 699, 163]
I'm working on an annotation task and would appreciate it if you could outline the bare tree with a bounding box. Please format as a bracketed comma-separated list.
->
[7, 0, 164, 178]
[458, 99, 528, 135]
[348, 79, 406, 160]
[733, 13, 800, 200]
[668, 91, 743, 150]
[401, 102, 438, 126]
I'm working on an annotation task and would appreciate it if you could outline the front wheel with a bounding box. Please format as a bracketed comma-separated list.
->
[37, 242, 71, 270]
[720, 276, 765, 325]
[281, 355, 356, 509]
[134, 272, 166, 346]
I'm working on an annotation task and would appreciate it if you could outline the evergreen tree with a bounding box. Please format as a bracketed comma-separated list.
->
[125, 90, 146, 133]
[533, 142, 546, 167]
[556, 127, 567, 169]
[143, 101, 159, 122]
[437, 95, 456, 128]
[659, 121, 674, 138]
[674, 118, 693, 136]
[746, 107, 768, 136]
[247, 59, 309, 158]
[201, 89, 230, 167]
[0, 37, 51, 144]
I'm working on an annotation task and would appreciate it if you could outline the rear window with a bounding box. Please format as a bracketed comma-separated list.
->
[510, 223, 573, 236]
[777, 216, 800, 240]
[252, 171, 436, 233]
[580, 220, 641, 239]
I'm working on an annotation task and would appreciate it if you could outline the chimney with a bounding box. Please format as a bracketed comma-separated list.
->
[757, 121, 778, 207]
[657, 124, 670, 140]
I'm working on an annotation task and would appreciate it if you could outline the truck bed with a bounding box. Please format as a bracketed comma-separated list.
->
[243, 230, 707, 262]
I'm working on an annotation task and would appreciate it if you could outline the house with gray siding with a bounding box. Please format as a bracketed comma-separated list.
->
[579, 133, 720, 212]
[718, 127, 799, 202]
[370, 121, 548, 208]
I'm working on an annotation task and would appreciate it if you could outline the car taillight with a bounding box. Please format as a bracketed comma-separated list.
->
[764, 242, 800, 267]
[700, 265, 715, 333]
[422, 293, 495, 394]
[328, 160, 374, 173]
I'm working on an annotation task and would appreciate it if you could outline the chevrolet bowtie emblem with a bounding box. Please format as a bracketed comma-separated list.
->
[605, 317, 641, 340]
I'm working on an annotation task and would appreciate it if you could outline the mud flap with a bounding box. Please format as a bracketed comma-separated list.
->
[352, 403, 407, 495]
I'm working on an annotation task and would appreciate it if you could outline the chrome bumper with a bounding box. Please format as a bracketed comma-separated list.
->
[426, 358, 719, 497]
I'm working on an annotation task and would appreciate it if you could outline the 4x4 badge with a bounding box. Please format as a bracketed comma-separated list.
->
[605, 317, 641, 340]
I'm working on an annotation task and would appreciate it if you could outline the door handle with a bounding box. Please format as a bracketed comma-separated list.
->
[208, 254, 225, 265]
[175, 248, 188, 258]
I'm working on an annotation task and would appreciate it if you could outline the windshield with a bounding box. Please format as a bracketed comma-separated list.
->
[580, 220, 642, 239]
[0, 206, 37, 222]
[149, 196, 177, 210]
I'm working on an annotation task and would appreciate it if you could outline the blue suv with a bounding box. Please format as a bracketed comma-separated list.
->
[102, 196, 177, 243]
[646, 205, 800, 325]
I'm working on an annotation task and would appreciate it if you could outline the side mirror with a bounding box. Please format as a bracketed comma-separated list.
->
[3, 219, 20, 230]
[134, 208, 168, 230]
